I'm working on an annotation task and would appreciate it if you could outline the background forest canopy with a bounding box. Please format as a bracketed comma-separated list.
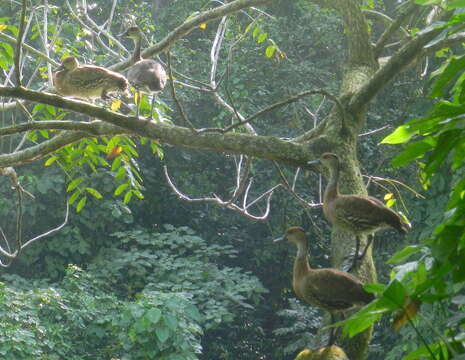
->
[0, 0, 465, 359]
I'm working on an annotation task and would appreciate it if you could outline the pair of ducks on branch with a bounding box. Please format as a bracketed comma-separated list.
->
[277, 153, 411, 356]
[53, 26, 167, 116]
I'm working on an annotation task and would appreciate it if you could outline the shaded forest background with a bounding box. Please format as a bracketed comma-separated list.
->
[0, 0, 464, 359]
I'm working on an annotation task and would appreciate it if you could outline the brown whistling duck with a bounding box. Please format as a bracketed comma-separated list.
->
[53, 56, 128, 100]
[121, 26, 167, 118]
[308, 152, 411, 270]
[275, 227, 374, 344]
[295, 345, 349, 360]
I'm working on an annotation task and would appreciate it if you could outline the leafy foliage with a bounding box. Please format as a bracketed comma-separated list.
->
[90, 225, 267, 329]
[0, 265, 203, 360]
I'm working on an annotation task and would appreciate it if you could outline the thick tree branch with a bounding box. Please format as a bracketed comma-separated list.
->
[349, 25, 446, 111]
[0, 120, 124, 136]
[373, 2, 418, 58]
[0, 86, 321, 168]
[110, 0, 270, 71]
[0, 131, 87, 167]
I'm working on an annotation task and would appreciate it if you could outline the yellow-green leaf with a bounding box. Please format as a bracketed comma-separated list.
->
[111, 99, 122, 111]
[44, 156, 58, 166]
[114, 183, 129, 196]
[76, 196, 87, 212]
[67, 177, 84, 192]
[85, 187, 103, 199]
[380, 125, 417, 144]
[68, 190, 81, 205]
[265, 45, 276, 58]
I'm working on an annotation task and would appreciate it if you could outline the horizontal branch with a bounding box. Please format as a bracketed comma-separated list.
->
[0, 130, 87, 167]
[0, 120, 122, 136]
[110, 0, 270, 71]
[0, 86, 319, 168]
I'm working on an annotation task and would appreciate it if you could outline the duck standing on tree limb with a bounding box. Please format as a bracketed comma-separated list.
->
[53, 56, 128, 100]
[121, 26, 167, 118]
[275, 227, 374, 345]
[308, 152, 411, 271]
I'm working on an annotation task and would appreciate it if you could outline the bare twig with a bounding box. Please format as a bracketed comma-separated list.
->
[273, 161, 321, 209]
[359, 125, 391, 137]
[201, 89, 344, 134]
[21, 201, 69, 249]
[167, 52, 198, 133]
[14, 0, 28, 87]
[164, 164, 278, 220]
[105, 0, 118, 31]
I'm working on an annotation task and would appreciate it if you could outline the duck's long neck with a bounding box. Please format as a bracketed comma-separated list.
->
[293, 240, 311, 281]
[324, 164, 340, 203]
[132, 37, 142, 62]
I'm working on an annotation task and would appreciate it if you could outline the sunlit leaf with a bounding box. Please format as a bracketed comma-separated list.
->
[68, 190, 81, 205]
[265, 45, 276, 58]
[85, 187, 103, 199]
[76, 196, 87, 212]
[111, 99, 122, 111]
[114, 183, 129, 196]
[381, 125, 417, 144]
[44, 155, 59, 166]
[384, 193, 393, 201]
[386, 198, 396, 208]
[67, 177, 84, 192]
[257, 32, 267, 43]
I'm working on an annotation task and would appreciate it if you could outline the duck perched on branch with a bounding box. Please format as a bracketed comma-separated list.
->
[275, 227, 374, 344]
[295, 345, 349, 360]
[308, 153, 411, 270]
[121, 26, 167, 117]
[53, 56, 128, 100]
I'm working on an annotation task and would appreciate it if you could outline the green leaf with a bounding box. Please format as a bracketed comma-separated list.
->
[44, 155, 59, 166]
[381, 125, 417, 144]
[76, 196, 87, 212]
[114, 183, 129, 196]
[67, 177, 84, 192]
[383, 280, 407, 308]
[430, 55, 465, 98]
[446, 0, 465, 9]
[155, 326, 170, 343]
[424, 129, 462, 176]
[163, 314, 178, 330]
[123, 190, 133, 204]
[265, 45, 276, 58]
[68, 189, 81, 205]
[85, 187, 103, 199]
[388, 245, 423, 264]
[257, 32, 267, 43]
[391, 138, 436, 167]
[146, 308, 161, 324]
[364, 283, 386, 293]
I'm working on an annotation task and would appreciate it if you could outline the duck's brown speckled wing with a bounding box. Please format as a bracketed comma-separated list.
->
[300, 268, 373, 311]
